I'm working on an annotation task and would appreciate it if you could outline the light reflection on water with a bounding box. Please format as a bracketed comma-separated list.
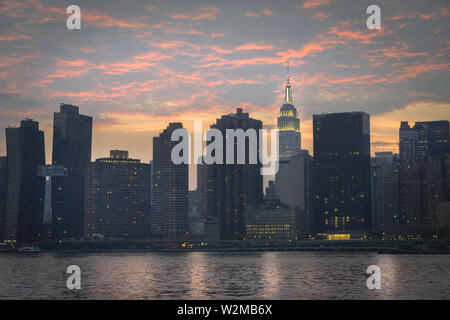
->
[0, 252, 449, 299]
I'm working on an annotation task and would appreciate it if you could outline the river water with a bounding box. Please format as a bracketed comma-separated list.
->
[0, 252, 448, 299]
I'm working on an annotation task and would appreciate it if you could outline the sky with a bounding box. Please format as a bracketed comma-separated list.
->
[0, 0, 449, 189]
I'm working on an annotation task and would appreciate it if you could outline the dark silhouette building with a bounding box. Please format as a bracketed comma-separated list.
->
[394, 154, 450, 237]
[399, 120, 449, 160]
[4, 119, 45, 243]
[0, 156, 7, 241]
[52, 103, 92, 240]
[370, 152, 396, 236]
[312, 112, 371, 237]
[414, 121, 450, 159]
[394, 120, 450, 237]
[84, 150, 151, 239]
[399, 121, 418, 160]
[151, 123, 189, 239]
[206, 108, 263, 240]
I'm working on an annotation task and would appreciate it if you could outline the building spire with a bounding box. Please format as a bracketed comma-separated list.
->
[287, 60, 290, 84]
[284, 61, 293, 105]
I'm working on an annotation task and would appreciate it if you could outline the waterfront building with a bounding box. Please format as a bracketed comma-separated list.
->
[371, 152, 396, 235]
[151, 123, 189, 239]
[84, 150, 151, 239]
[244, 200, 298, 241]
[312, 112, 372, 237]
[52, 103, 92, 240]
[4, 119, 45, 243]
[206, 108, 263, 240]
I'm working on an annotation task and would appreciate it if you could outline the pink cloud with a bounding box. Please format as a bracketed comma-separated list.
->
[170, 5, 220, 21]
[234, 42, 274, 51]
[301, 0, 331, 9]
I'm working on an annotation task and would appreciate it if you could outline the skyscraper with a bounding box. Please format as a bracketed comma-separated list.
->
[371, 152, 396, 235]
[206, 108, 263, 240]
[395, 120, 450, 236]
[151, 123, 189, 239]
[414, 121, 450, 158]
[84, 150, 151, 239]
[4, 119, 45, 243]
[313, 112, 371, 237]
[277, 65, 301, 159]
[275, 150, 312, 210]
[274, 150, 312, 236]
[399, 121, 418, 160]
[0, 156, 7, 241]
[399, 120, 450, 160]
[52, 103, 92, 240]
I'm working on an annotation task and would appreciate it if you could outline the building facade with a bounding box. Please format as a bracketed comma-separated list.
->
[84, 150, 151, 239]
[371, 152, 396, 235]
[206, 108, 263, 240]
[399, 120, 449, 160]
[151, 123, 189, 239]
[245, 200, 298, 241]
[414, 121, 450, 159]
[4, 119, 46, 243]
[52, 103, 92, 240]
[312, 112, 371, 237]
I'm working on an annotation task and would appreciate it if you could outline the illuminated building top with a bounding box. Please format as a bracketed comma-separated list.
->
[277, 63, 301, 158]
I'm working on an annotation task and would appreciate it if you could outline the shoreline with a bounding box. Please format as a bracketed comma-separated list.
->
[2, 247, 450, 254]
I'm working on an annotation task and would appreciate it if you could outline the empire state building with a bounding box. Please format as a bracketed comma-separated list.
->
[277, 67, 301, 158]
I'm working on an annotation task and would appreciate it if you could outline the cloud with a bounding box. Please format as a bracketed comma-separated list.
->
[234, 42, 274, 51]
[169, 5, 220, 21]
[245, 8, 274, 18]
[301, 0, 331, 9]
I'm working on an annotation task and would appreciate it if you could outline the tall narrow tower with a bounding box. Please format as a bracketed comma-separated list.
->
[277, 63, 301, 158]
[52, 103, 92, 240]
[151, 123, 189, 240]
[4, 119, 46, 243]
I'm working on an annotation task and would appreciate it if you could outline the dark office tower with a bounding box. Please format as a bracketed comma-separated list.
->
[414, 121, 450, 158]
[4, 120, 45, 243]
[52, 103, 92, 240]
[84, 150, 151, 239]
[313, 112, 371, 237]
[0, 156, 7, 241]
[151, 123, 189, 239]
[207, 108, 263, 240]
[371, 152, 396, 235]
[399, 121, 418, 160]
[277, 66, 301, 159]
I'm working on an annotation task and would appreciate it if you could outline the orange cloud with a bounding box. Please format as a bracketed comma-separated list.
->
[234, 42, 274, 51]
[301, 0, 331, 9]
[313, 12, 330, 19]
[170, 5, 220, 21]
[245, 12, 260, 18]
[263, 8, 273, 16]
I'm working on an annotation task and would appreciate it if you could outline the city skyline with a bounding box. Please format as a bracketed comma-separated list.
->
[0, 0, 449, 192]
